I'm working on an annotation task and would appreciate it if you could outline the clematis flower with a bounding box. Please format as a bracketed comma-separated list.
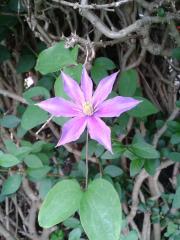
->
[36, 68, 141, 152]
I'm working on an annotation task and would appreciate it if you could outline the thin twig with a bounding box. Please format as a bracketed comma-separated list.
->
[51, 0, 133, 9]
[36, 116, 54, 135]
[0, 89, 28, 104]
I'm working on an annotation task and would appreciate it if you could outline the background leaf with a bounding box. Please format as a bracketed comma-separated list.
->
[24, 154, 43, 168]
[172, 187, 180, 209]
[21, 105, 49, 130]
[130, 158, 144, 177]
[0, 115, 20, 128]
[35, 42, 76, 74]
[16, 54, 36, 73]
[91, 57, 116, 84]
[118, 69, 138, 97]
[128, 97, 159, 117]
[104, 165, 123, 178]
[1, 174, 22, 195]
[130, 142, 160, 159]
[0, 154, 20, 168]
[68, 228, 82, 240]
[23, 87, 50, 104]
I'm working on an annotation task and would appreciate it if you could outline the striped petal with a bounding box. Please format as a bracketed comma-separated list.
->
[56, 116, 87, 146]
[61, 71, 85, 105]
[36, 97, 81, 117]
[81, 67, 93, 101]
[94, 96, 141, 117]
[92, 71, 119, 108]
[87, 116, 112, 153]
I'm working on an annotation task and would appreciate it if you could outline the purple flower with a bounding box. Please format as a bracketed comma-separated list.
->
[36, 68, 140, 152]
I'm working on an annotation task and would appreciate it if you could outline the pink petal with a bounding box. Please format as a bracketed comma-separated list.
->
[92, 71, 119, 108]
[87, 116, 112, 153]
[56, 116, 87, 146]
[61, 71, 85, 105]
[36, 97, 80, 117]
[81, 67, 93, 101]
[94, 96, 141, 117]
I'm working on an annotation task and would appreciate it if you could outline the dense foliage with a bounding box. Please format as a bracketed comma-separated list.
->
[0, 0, 180, 240]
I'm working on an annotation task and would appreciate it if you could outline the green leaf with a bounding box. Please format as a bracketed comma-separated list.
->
[0, 154, 20, 168]
[80, 179, 122, 240]
[23, 86, 50, 104]
[24, 154, 43, 168]
[14, 146, 31, 159]
[144, 159, 160, 176]
[130, 142, 160, 159]
[172, 48, 180, 60]
[128, 97, 158, 117]
[118, 69, 138, 97]
[157, 8, 165, 17]
[0, 45, 11, 63]
[21, 105, 49, 130]
[38, 178, 53, 199]
[27, 166, 51, 180]
[0, 115, 20, 128]
[54, 64, 83, 99]
[166, 152, 180, 162]
[71, 45, 79, 62]
[167, 121, 180, 132]
[63, 217, 80, 229]
[93, 57, 116, 70]
[31, 140, 46, 153]
[91, 66, 107, 85]
[130, 158, 144, 177]
[16, 54, 36, 73]
[171, 133, 180, 145]
[54, 76, 69, 99]
[35, 42, 76, 74]
[121, 230, 138, 240]
[165, 221, 178, 237]
[91, 57, 116, 84]
[37, 75, 54, 90]
[104, 165, 123, 178]
[172, 187, 180, 208]
[52, 116, 68, 126]
[101, 151, 121, 160]
[63, 64, 83, 83]
[69, 228, 82, 240]
[1, 174, 22, 195]
[38, 180, 83, 228]
[4, 140, 17, 153]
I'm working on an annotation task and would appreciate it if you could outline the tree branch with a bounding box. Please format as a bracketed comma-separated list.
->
[0, 88, 27, 105]
[80, 1, 180, 40]
[51, 0, 133, 9]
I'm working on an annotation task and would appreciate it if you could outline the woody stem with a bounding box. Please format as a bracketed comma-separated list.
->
[85, 130, 89, 189]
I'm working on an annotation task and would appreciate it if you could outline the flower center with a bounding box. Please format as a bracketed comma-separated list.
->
[83, 102, 93, 116]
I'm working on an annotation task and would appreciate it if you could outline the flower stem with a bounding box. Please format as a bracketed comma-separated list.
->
[85, 130, 89, 189]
